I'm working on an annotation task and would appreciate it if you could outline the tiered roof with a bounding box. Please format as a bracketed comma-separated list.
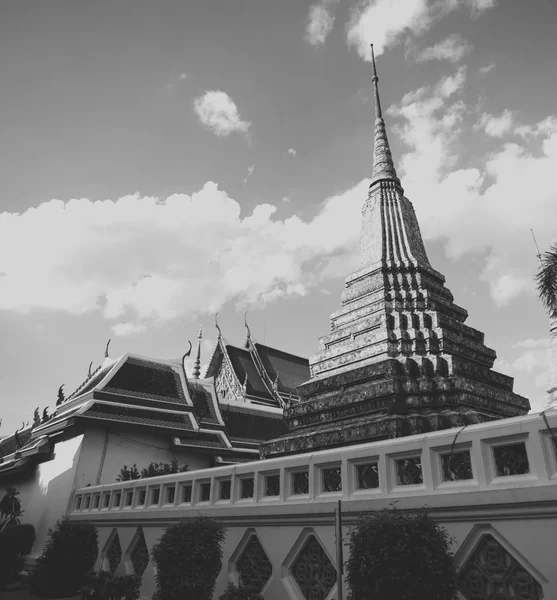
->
[261, 45, 530, 458]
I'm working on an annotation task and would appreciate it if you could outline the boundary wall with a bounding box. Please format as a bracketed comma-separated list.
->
[69, 411, 557, 600]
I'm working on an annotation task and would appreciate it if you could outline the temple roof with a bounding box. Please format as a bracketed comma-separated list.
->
[205, 335, 310, 407]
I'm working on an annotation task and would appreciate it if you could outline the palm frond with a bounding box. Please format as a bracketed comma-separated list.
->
[536, 243, 557, 317]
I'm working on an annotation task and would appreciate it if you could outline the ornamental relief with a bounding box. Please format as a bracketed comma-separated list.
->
[215, 357, 244, 402]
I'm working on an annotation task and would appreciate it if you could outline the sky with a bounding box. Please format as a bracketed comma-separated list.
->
[1, 0, 556, 434]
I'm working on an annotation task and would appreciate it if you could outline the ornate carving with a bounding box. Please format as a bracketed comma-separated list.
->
[240, 478, 254, 499]
[264, 474, 280, 497]
[458, 534, 542, 600]
[236, 535, 272, 594]
[322, 467, 342, 492]
[292, 470, 309, 495]
[291, 535, 337, 600]
[395, 457, 423, 485]
[130, 528, 149, 577]
[442, 450, 473, 481]
[356, 462, 379, 489]
[215, 345, 245, 402]
[220, 480, 231, 500]
[493, 443, 530, 477]
[106, 530, 122, 574]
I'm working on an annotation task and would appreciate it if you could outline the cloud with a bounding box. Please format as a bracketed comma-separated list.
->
[346, 0, 497, 59]
[243, 164, 255, 184]
[179, 73, 188, 81]
[112, 322, 148, 336]
[495, 337, 550, 412]
[387, 67, 557, 307]
[287, 148, 297, 157]
[478, 109, 514, 137]
[193, 91, 251, 137]
[479, 63, 496, 75]
[0, 181, 365, 328]
[305, 0, 340, 46]
[415, 35, 473, 63]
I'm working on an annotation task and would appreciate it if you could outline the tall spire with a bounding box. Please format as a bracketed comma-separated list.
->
[370, 44, 400, 187]
[193, 326, 203, 379]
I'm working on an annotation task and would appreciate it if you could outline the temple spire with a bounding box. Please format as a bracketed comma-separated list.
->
[370, 44, 400, 187]
[193, 326, 202, 379]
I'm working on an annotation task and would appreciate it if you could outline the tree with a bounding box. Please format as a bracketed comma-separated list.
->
[0, 487, 23, 532]
[536, 243, 557, 318]
[116, 459, 189, 482]
[345, 506, 458, 600]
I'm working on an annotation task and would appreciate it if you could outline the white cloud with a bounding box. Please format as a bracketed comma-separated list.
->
[415, 35, 473, 63]
[0, 181, 364, 328]
[193, 91, 250, 137]
[479, 62, 496, 75]
[478, 109, 514, 137]
[112, 322, 148, 336]
[305, 0, 340, 46]
[346, 0, 497, 59]
[179, 73, 188, 81]
[469, 0, 497, 17]
[495, 337, 549, 412]
[387, 68, 557, 308]
[287, 148, 297, 157]
[243, 165, 255, 184]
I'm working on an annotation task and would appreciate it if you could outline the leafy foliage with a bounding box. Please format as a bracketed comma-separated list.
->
[30, 518, 98, 598]
[345, 507, 458, 600]
[536, 243, 557, 318]
[116, 459, 189, 482]
[0, 523, 36, 587]
[0, 487, 23, 532]
[81, 571, 141, 600]
[151, 517, 226, 600]
[217, 583, 264, 600]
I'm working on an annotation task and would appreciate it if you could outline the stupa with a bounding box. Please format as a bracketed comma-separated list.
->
[261, 45, 530, 458]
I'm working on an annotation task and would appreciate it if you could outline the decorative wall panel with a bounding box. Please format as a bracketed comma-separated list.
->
[130, 528, 149, 577]
[291, 535, 336, 600]
[458, 534, 543, 600]
[236, 535, 272, 594]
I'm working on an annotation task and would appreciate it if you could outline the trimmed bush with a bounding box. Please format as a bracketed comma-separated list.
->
[151, 516, 226, 600]
[218, 583, 264, 600]
[81, 571, 141, 600]
[30, 518, 98, 598]
[346, 507, 458, 600]
[0, 523, 36, 587]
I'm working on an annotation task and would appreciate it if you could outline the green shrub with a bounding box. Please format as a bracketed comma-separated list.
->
[30, 518, 98, 598]
[0, 523, 36, 587]
[116, 459, 189, 482]
[346, 507, 458, 600]
[151, 516, 226, 600]
[0, 487, 23, 531]
[81, 571, 141, 600]
[217, 583, 264, 600]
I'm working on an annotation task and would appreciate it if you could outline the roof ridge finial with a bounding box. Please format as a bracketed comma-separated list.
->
[370, 43, 400, 187]
[244, 312, 252, 347]
[193, 326, 202, 379]
[215, 313, 222, 341]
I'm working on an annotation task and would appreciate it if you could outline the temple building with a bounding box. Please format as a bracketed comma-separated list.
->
[261, 45, 530, 458]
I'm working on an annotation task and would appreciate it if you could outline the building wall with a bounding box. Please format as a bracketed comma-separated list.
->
[70, 411, 557, 600]
[0, 426, 212, 560]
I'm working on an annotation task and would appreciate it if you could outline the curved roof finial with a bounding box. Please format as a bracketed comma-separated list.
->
[244, 312, 252, 345]
[105, 338, 111, 358]
[87, 361, 93, 378]
[183, 340, 193, 359]
[369, 43, 400, 187]
[193, 326, 203, 379]
[215, 313, 222, 340]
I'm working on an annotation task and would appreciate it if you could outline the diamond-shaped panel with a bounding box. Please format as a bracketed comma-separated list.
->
[291, 535, 336, 600]
[130, 528, 149, 576]
[236, 535, 272, 594]
[458, 534, 542, 600]
[106, 530, 122, 574]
